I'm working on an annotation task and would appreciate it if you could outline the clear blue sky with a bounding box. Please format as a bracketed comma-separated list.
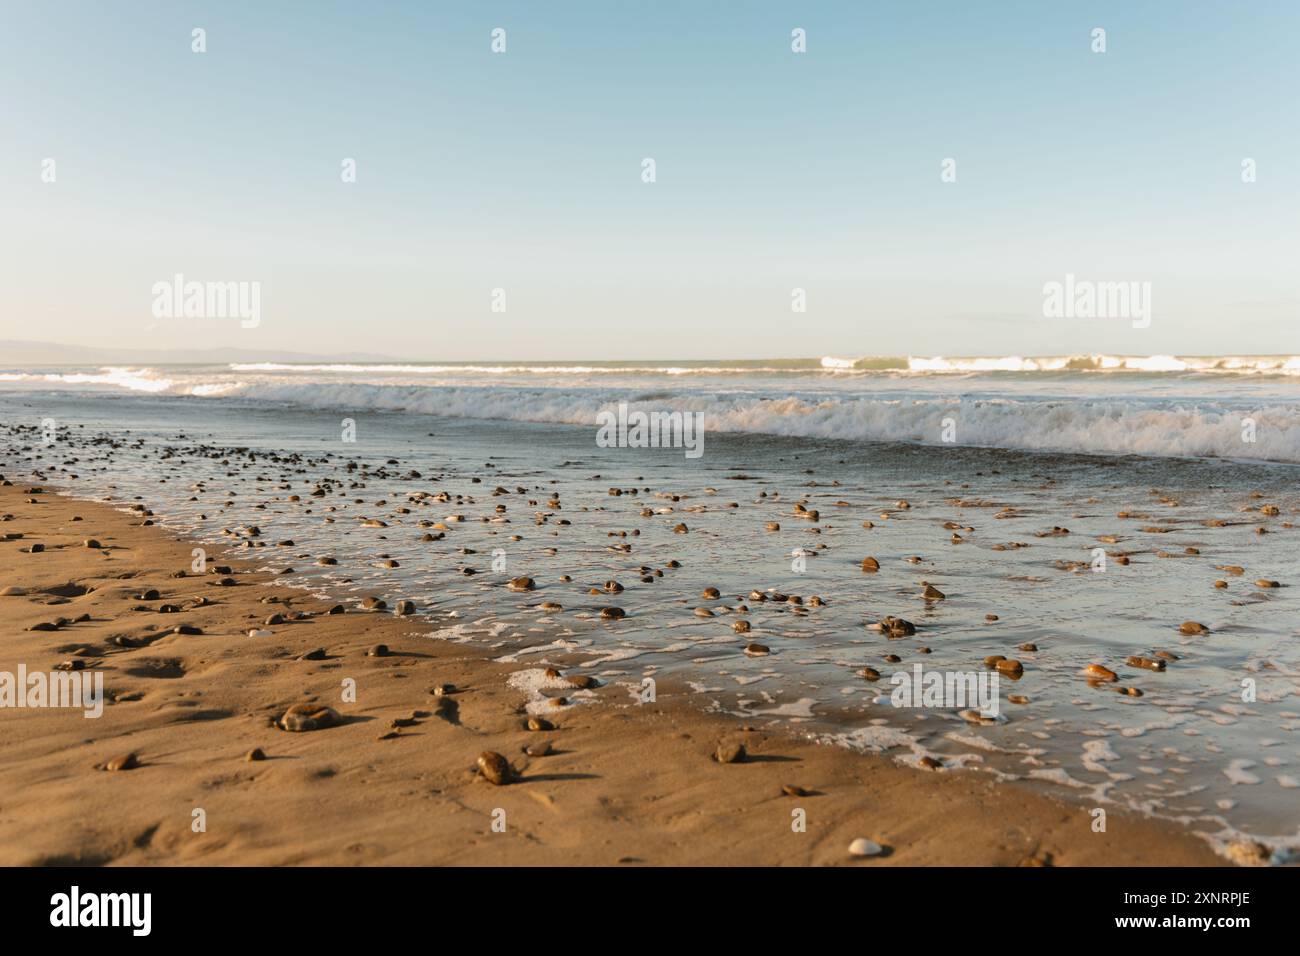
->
[1, 0, 1296, 359]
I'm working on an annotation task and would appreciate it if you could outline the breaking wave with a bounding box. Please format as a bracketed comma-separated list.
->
[4, 362, 1300, 463]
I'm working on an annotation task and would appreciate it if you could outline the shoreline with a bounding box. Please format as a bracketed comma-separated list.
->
[0, 479, 1231, 866]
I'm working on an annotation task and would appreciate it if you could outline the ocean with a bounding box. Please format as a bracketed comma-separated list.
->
[2, 355, 1298, 855]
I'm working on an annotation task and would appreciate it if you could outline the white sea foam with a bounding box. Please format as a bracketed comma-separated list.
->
[6, 358, 1300, 462]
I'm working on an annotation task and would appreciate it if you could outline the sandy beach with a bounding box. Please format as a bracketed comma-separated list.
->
[0, 478, 1229, 866]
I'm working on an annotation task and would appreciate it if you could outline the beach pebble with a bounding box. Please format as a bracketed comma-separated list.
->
[848, 838, 883, 858]
[921, 584, 945, 600]
[367, 644, 390, 657]
[1179, 621, 1208, 635]
[279, 704, 342, 731]
[701, 587, 721, 600]
[875, 616, 916, 637]
[861, 556, 880, 573]
[781, 784, 809, 797]
[0, 586, 25, 596]
[360, 596, 387, 610]
[995, 659, 1024, 677]
[858, 666, 881, 681]
[83, 539, 102, 549]
[732, 620, 751, 634]
[599, 606, 626, 620]
[527, 716, 554, 732]
[508, 576, 536, 592]
[395, 600, 415, 615]
[1084, 664, 1118, 682]
[477, 751, 512, 785]
[1255, 579, 1280, 589]
[104, 753, 140, 772]
[525, 740, 553, 757]
[744, 642, 770, 656]
[715, 740, 746, 764]
[246, 748, 266, 762]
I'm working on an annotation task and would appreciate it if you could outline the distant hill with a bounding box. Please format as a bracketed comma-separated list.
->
[0, 340, 400, 366]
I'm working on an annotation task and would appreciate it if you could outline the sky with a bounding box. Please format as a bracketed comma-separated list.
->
[1, 0, 1297, 361]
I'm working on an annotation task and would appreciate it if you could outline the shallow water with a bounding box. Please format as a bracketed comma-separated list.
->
[2, 383, 1298, 855]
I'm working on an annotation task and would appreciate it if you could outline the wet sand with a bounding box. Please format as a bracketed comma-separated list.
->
[0, 481, 1229, 866]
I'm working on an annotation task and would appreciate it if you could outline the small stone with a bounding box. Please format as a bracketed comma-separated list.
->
[744, 642, 770, 656]
[732, 619, 751, 634]
[599, 606, 626, 620]
[395, 600, 416, 615]
[508, 576, 536, 592]
[104, 753, 139, 772]
[1084, 663, 1118, 682]
[246, 748, 266, 762]
[1179, 621, 1208, 635]
[527, 716, 554, 732]
[922, 584, 945, 600]
[781, 784, 808, 797]
[995, 659, 1023, 677]
[715, 740, 746, 764]
[279, 704, 341, 731]
[367, 644, 390, 657]
[1255, 579, 1280, 589]
[701, 587, 721, 600]
[525, 740, 553, 757]
[858, 666, 881, 681]
[848, 838, 883, 858]
[83, 539, 102, 549]
[860, 556, 880, 573]
[477, 751, 511, 785]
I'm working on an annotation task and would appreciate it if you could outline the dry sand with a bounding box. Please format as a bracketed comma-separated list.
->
[0, 482, 1224, 866]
